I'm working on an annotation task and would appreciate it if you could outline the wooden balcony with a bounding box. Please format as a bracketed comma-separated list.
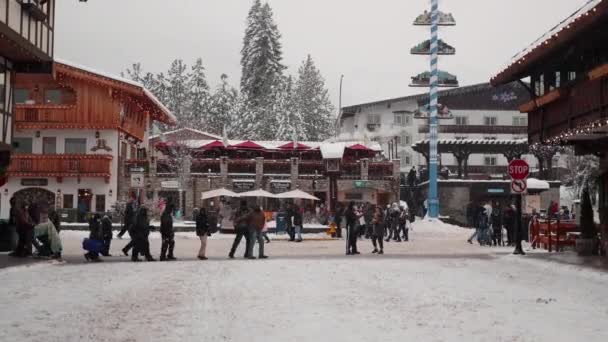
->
[14, 104, 116, 130]
[8, 154, 113, 181]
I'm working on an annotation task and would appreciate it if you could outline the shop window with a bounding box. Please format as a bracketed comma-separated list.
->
[14, 89, 29, 104]
[65, 138, 87, 154]
[13, 137, 33, 153]
[513, 117, 527, 126]
[43, 137, 56, 154]
[345, 193, 364, 201]
[484, 156, 497, 166]
[44, 89, 62, 104]
[454, 116, 468, 125]
[95, 195, 106, 212]
[484, 116, 497, 126]
[63, 194, 74, 209]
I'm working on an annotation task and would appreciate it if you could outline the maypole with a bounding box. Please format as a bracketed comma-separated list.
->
[411, 1, 458, 219]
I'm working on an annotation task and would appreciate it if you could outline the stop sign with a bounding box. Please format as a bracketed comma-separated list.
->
[508, 159, 530, 180]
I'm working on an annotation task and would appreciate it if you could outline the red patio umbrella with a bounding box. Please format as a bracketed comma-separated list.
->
[228, 140, 265, 150]
[348, 143, 372, 151]
[200, 140, 225, 149]
[277, 142, 311, 150]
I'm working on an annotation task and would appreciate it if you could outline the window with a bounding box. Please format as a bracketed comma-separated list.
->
[367, 114, 381, 125]
[13, 137, 32, 153]
[65, 138, 87, 154]
[394, 113, 411, 126]
[42, 137, 56, 154]
[455, 136, 468, 140]
[14, 89, 29, 104]
[399, 133, 411, 146]
[513, 117, 527, 126]
[95, 195, 106, 212]
[555, 72, 561, 88]
[568, 71, 577, 82]
[130, 146, 136, 159]
[401, 153, 412, 167]
[63, 194, 74, 209]
[44, 89, 62, 104]
[484, 136, 497, 140]
[454, 116, 468, 125]
[484, 156, 497, 166]
[484, 116, 497, 126]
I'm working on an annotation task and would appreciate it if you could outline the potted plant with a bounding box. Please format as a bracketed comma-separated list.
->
[575, 187, 597, 256]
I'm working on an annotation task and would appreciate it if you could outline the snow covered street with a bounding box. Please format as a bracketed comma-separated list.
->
[1, 221, 607, 342]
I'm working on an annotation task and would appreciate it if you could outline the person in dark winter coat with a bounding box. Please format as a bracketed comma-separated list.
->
[196, 207, 209, 260]
[131, 207, 155, 262]
[285, 205, 295, 241]
[250, 206, 268, 259]
[118, 199, 136, 238]
[160, 205, 176, 261]
[48, 209, 61, 233]
[502, 205, 516, 245]
[371, 206, 385, 254]
[344, 202, 359, 255]
[229, 200, 253, 259]
[398, 206, 409, 241]
[101, 214, 113, 256]
[491, 203, 503, 246]
[10, 199, 34, 257]
[334, 204, 343, 238]
[84, 214, 104, 262]
[292, 204, 303, 242]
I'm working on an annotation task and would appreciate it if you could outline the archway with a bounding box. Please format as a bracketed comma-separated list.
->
[13, 187, 55, 207]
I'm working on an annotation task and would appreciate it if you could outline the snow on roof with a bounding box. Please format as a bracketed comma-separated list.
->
[413, 138, 528, 145]
[54, 58, 176, 125]
[527, 178, 550, 190]
[320, 142, 346, 159]
[149, 128, 221, 141]
[492, 0, 604, 83]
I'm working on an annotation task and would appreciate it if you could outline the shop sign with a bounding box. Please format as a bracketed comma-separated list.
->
[233, 180, 255, 192]
[21, 178, 48, 186]
[354, 180, 370, 188]
[161, 180, 180, 189]
[129, 166, 145, 173]
[487, 188, 505, 194]
[131, 173, 145, 188]
[270, 181, 291, 193]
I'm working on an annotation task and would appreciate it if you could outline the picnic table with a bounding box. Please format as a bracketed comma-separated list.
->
[529, 218, 580, 252]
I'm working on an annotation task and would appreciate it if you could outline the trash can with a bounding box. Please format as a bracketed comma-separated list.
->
[0, 219, 16, 252]
[275, 211, 287, 235]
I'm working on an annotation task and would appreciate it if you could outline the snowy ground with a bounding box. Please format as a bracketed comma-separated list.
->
[1, 220, 607, 342]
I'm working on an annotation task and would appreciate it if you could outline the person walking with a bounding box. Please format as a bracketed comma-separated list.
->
[398, 206, 409, 242]
[160, 204, 176, 261]
[503, 204, 516, 246]
[195, 206, 209, 260]
[131, 207, 155, 262]
[83, 214, 104, 262]
[467, 203, 483, 244]
[292, 203, 303, 243]
[371, 206, 385, 254]
[285, 204, 295, 241]
[229, 200, 252, 259]
[491, 202, 503, 246]
[334, 204, 343, 238]
[117, 198, 136, 239]
[10, 199, 34, 257]
[101, 214, 113, 257]
[250, 206, 268, 259]
[344, 202, 359, 255]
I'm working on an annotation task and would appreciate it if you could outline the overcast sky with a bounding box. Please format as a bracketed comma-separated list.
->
[55, 0, 589, 107]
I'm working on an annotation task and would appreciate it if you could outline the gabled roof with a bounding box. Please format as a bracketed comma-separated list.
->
[491, 0, 608, 85]
[54, 58, 176, 125]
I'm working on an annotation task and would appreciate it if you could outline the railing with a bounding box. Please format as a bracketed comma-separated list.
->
[368, 162, 395, 178]
[14, 104, 74, 123]
[8, 154, 113, 177]
[418, 124, 528, 134]
[263, 160, 291, 175]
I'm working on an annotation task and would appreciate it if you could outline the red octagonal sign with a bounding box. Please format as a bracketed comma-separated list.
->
[508, 159, 530, 180]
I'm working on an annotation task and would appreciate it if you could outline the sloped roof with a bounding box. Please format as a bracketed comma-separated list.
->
[54, 58, 176, 125]
[491, 0, 608, 85]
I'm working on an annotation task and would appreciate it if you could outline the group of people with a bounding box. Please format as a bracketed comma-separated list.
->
[8, 197, 62, 259]
[466, 201, 517, 246]
[336, 201, 414, 255]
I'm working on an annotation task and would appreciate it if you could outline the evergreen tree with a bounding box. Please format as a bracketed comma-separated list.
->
[207, 74, 239, 135]
[293, 55, 335, 140]
[187, 58, 211, 130]
[275, 76, 303, 140]
[240, 1, 285, 111]
[124, 63, 144, 83]
[166, 59, 191, 128]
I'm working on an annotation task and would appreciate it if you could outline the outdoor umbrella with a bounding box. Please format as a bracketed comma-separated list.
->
[201, 188, 239, 200]
[238, 189, 277, 198]
[275, 189, 320, 201]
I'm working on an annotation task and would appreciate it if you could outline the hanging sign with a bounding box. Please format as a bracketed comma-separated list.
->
[270, 181, 291, 193]
[233, 180, 256, 192]
[21, 179, 48, 186]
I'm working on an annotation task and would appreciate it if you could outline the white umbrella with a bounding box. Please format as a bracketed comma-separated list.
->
[201, 188, 239, 200]
[238, 189, 277, 198]
[275, 189, 320, 201]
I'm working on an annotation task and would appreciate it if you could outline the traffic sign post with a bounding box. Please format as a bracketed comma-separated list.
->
[508, 159, 529, 256]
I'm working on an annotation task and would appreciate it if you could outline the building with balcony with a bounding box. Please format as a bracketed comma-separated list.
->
[0, 59, 175, 219]
[140, 130, 400, 220]
[338, 82, 547, 178]
[0, 0, 56, 182]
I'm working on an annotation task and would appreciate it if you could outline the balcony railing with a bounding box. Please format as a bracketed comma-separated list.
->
[418, 124, 528, 134]
[8, 154, 113, 179]
[15, 104, 74, 123]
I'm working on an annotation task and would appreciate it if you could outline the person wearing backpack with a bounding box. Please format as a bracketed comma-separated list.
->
[160, 204, 176, 261]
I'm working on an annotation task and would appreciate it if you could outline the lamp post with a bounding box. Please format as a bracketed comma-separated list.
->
[336, 75, 344, 135]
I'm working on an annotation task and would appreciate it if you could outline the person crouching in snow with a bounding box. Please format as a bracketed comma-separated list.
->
[101, 214, 113, 256]
[83, 214, 104, 262]
[33, 213, 62, 259]
[160, 204, 176, 261]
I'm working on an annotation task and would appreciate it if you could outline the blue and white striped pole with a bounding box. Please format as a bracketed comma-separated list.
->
[428, 0, 439, 218]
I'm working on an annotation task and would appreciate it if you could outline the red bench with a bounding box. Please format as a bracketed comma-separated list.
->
[530, 219, 580, 252]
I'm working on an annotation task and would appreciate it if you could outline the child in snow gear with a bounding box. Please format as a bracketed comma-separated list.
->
[160, 205, 176, 261]
[84, 214, 104, 262]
